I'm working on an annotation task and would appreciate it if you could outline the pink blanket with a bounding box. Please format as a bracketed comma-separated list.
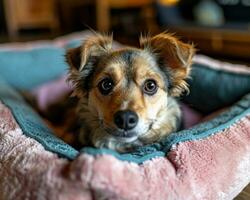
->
[1, 101, 249, 200]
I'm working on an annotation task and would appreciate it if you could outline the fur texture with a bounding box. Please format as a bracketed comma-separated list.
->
[66, 33, 195, 152]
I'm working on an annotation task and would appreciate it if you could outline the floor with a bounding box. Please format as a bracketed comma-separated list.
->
[235, 184, 250, 200]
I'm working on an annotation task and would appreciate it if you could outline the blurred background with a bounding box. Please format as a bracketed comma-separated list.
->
[0, 0, 249, 62]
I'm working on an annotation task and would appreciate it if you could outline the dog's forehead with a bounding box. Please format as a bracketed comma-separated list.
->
[92, 48, 169, 90]
[97, 48, 160, 75]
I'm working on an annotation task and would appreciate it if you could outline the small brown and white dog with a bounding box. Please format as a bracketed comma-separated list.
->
[66, 32, 195, 152]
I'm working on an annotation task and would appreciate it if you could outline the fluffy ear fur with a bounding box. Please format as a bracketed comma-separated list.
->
[66, 34, 113, 71]
[140, 33, 195, 96]
[66, 34, 113, 96]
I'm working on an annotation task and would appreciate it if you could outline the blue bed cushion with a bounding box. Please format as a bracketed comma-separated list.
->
[0, 47, 67, 90]
[183, 63, 250, 113]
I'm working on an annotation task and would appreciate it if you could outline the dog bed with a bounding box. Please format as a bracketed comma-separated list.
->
[0, 31, 249, 200]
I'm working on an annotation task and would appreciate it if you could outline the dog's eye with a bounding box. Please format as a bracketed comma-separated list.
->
[143, 79, 158, 95]
[98, 78, 114, 95]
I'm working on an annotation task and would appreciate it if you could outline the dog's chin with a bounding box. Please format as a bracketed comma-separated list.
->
[105, 128, 139, 142]
[104, 123, 153, 144]
[92, 125, 154, 152]
[111, 134, 139, 143]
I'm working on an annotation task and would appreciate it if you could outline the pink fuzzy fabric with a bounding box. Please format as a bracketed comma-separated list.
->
[0, 101, 250, 200]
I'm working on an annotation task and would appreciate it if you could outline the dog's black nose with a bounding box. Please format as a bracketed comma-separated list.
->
[114, 110, 138, 131]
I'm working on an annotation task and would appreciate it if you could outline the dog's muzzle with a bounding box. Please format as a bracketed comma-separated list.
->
[113, 110, 138, 137]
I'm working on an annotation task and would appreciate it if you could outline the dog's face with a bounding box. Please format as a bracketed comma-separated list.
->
[88, 49, 169, 140]
[66, 33, 194, 150]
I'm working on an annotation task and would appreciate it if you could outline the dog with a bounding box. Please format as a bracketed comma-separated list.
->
[66, 32, 195, 152]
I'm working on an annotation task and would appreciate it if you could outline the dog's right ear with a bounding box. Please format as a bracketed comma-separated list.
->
[66, 47, 82, 71]
[66, 34, 113, 71]
[66, 34, 113, 96]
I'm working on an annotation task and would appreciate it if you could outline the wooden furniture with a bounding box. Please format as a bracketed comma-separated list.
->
[58, 0, 93, 32]
[168, 25, 250, 60]
[96, 0, 154, 32]
[4, 0, 59, 39]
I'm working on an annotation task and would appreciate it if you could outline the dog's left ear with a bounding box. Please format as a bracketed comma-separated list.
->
[140, 33, 195, 96]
